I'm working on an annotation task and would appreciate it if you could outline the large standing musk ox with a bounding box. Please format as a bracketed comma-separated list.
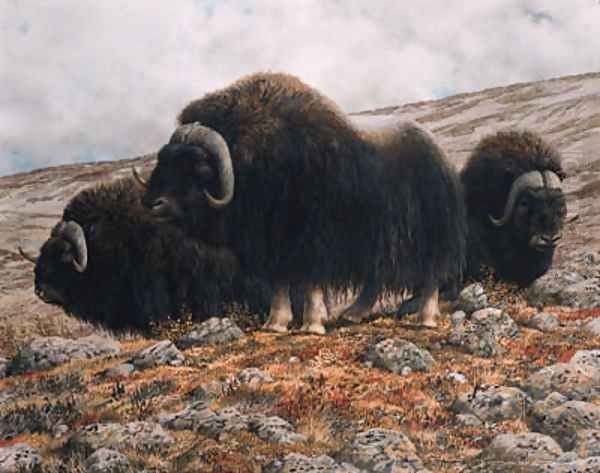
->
[461, 129, 567, 286]
[19, 178, 273, 332]
[135, 72, 467, 333]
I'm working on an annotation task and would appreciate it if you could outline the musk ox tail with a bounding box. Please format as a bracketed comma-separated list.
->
[372, 121, 467, 293]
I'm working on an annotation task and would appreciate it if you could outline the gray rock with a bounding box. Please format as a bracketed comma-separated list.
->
[53, 424, 70, 438]
[583, 318, 600, 337]
[288, 356, 301, 364]
[457, 283, 488, 314]
[234, 367, 274, 387]
[188, 380, 227, 401]
[531, 392, 569, 415]
[448, 372, 468, 384]
[158, 402, 215, 431]
[69, 422, 174, 453]
[338, 428, 425, 472]
[0, 444, 41, 473]
[448, 308, 519, 358]
[527, 270, 600, 308]
[542, 456, 600, 472]
[248, 414, 307, 444]
[530, 401, 600, 451]
[0, 357, 7, 379]
[522, 363, 600, 401]
[85, 448, 130, 473]
[455, 414, 483, 427]
[176, 317, 244, 349]
[130, 340, 184, 370]
[190, 406, 249, 439]
[574, 430, 600, 458]
[366, 339, 435, 375]
[572, 350, 600, 370]
[526, 312, 561, 332]
[12, 335, 120, 373]
[481, 432, 563, 463]
[103, 363, 135, 379]
[263, 453, 358, 473]
[450, 311, 466, 327]
[452, 384, 530, 422]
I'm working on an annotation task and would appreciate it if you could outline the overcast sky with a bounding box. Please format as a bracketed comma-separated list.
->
[1, 0, 600, 176]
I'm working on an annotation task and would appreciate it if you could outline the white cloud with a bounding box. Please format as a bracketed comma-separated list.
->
[1, 0, 599, 175]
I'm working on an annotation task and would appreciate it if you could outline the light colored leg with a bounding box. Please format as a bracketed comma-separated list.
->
[338, 283, 377, 323]
[300, 286, 328, 335]
[418, 287, 440, 328]
[262, 284, 293, 333]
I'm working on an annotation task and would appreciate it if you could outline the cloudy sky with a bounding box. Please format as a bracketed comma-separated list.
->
[1, 0, 600, 176]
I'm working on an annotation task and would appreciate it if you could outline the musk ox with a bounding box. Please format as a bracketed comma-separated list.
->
[19, 177, 273, 332]
[134, 72, 466, 333]
[461, 129, 567, 286]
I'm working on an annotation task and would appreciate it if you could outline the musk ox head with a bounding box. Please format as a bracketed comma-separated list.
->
[462, 129, 567, 284]
[488, 169, 566, 252]
[134, 123, 234, 229]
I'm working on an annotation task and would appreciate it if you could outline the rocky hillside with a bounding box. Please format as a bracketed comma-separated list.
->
[1, 72, 600, 472]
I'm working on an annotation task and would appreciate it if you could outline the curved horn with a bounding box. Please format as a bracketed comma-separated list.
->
[18, 246, 38, 264]
[169, 122, 234, 209]
[543, 171, 562, 190]
[489, 171, 544, 227]
[52, 221, 88, 272]
[131, 166, 147, 188]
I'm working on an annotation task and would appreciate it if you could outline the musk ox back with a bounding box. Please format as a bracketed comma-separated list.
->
[22, 178, 272, 332]
[138, 72, 466, 332]
[461, 129, 567, 285]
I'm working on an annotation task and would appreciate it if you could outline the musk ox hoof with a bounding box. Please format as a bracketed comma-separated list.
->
[299, 323, 327, 335]
[418, 312, 439, 328]
[338, 304, 372, 324]
[262, 323, 289, 334]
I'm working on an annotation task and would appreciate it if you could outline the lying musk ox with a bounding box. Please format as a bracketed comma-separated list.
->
[19, 178, 273, 332]
[461, 129, 567, 285]
[134, 72, 467, 333]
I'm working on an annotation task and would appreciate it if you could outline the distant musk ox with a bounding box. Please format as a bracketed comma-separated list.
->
[461, 129, 567, 286]
[135, 72, 467, 333]
[19, 178, 272, 332]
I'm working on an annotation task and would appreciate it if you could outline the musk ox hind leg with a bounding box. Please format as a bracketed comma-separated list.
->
[262, 284, 293, 333]
[418, 285, 440, 328]
[338, 282, 378, 323]
[300, 286, 328, 335]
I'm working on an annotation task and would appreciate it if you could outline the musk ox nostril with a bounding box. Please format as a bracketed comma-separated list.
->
[152, 198, 168, 210]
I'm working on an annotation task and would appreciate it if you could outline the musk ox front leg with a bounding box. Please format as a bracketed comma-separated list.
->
[300, 286, 328, 335]
[418, 285, 440, 328]
[263, 284, 293, 333]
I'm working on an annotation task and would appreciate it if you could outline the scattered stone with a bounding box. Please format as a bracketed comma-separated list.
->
[526, 312, 561, 332]
[530, 400, 600, 451]
[188, 381, 227, 401]
[366, 339, 435, 375]
[583, 318, 600, 337]
[527, 270, 600, 308]
[176, 317, 244, 349]
[457, 283, 488, 314]
[0, 444, 41, 473]
[448, 372, 468, 384]
[571, 350, 600, 370]
[130, 340, 184, 370]
[450, 311, 466, 327]
[574, 430, 600, 458]
[248, 414, 307, 444]
[522, 363, 600, 401]
[190, 406, 250, 439]
[482, 433, 563, 463]
[455, 414, 483, 427]
[338, 428, 427, 472]
[234, 367, 274, 387]
[263, 453, 358, 473]
[68, 422, 174, 453]
[0, 357, 7, 379]
[85, 448, 130, 473]
[448, 308, 518, 358]
[10, 335, 120, 373]
[452, 384, 530, 422]
[52, 424, 69, 438]
[103, 363, 135, 379]
[288, 356, 301, 364]
[543, 456, 600, 472]
[158, 402, 214, 431]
